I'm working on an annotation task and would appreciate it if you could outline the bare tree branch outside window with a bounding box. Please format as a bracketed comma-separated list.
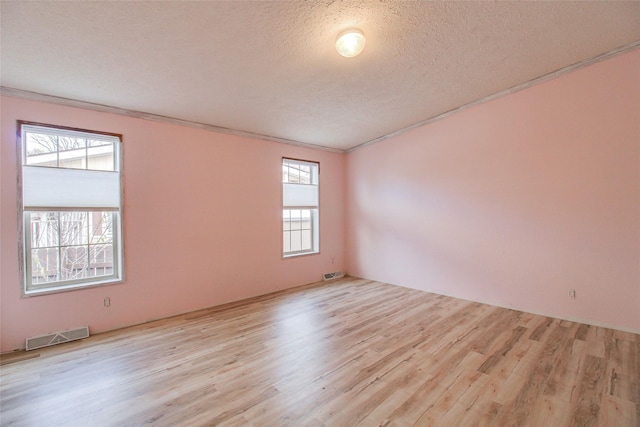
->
[30, 211, 114, 284]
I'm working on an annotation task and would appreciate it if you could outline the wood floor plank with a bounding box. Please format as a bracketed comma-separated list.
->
[477, 325, 529, 374]
[1, 277, 638, 426]
[572, 354, 607, 426]
[493, 322, 574, 426]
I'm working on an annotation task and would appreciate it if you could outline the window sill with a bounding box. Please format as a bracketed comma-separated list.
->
[23, 277, 124, 297]
[283, 251, 319, 259]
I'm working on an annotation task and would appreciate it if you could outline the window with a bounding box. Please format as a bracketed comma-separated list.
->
[282, 158, 319, 257]
[19, 122, 124, 294]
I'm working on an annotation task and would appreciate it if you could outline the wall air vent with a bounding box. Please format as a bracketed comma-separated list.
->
[322, 271, 345, 281]
[25, 326, 89, 351]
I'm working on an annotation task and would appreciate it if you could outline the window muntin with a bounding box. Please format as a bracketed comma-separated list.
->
[25, 129, 115, 171]
[27, 211, 118, 287]
[20, 123, 123, 294]
[282, 159, 319, 257]
[282, 161, 312, 184]
[283, 209, 314, 254]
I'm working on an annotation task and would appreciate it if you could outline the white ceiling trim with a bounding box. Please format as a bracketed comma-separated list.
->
[2, 40, 638, 156]
[348, 40, 640, 153]
[0, 87, 344, 154]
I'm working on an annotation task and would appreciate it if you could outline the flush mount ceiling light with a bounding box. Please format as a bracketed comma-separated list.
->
[335, 29, 366, 58]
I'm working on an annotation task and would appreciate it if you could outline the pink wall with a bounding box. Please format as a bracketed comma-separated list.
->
[2, 50, 638, 353]
[346, 50, 640, 332]
[0, 97, 345, 352]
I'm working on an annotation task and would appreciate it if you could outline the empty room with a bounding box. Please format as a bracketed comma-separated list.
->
[1, 1, 639, 426]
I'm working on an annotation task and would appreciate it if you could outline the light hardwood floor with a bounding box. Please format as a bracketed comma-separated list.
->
[1, 277, 638, 426]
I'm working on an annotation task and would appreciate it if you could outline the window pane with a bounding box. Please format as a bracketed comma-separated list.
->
[89, 212, 113, 244]
[283, 230, 291, 253]
[89, 244, 114, 278]
[87, 140, 115, 171]
[283, 160, 313, 185]
[24, 129, 118, 172]
[59, 212, 88, 246]
[301, 229, 312, 250]
[301, 209, 311, 230]
[283, 209, 290, 231]
[283, 209, 313, 253]
[30, 211, 59, 248]
[58, 148, 86, 169]
[25, 209, 120, 288]
[31, 248, 59, 284]
[288, 164, 300, 183]
[299, 165, 311, 184]
[290, 230, 302, 252]
[57, 137, 86, 169]
[25, 132, 58, 167]
[58, 136, 86, 152]
[290, 211, 301, 230]
[61, 245, 88, 280]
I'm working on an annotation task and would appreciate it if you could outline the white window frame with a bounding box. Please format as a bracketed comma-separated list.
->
[18, 121, 125, 295]
[282, 158, 319, 257]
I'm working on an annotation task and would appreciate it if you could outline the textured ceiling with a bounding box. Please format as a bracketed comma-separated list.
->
[1, 1, 639, 151]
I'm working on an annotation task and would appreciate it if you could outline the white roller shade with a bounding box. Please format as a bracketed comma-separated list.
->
[283, 183, 318, 207]
[23, 166, 120, 209]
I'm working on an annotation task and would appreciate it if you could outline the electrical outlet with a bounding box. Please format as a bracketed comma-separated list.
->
[569, 289, 576, 299]
[104, 297, 111, 307]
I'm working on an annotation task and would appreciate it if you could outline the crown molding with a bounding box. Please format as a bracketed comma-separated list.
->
[0, 87, 345, 154]
[348, 40, 640, 153]
[3, 40, 638, 155]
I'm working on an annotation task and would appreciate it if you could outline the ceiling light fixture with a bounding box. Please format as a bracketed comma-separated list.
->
[335, 29, 366, 58]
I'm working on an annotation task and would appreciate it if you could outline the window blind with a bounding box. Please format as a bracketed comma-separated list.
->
[22, 166, 120, 209]
[283, 183, 318, 208]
